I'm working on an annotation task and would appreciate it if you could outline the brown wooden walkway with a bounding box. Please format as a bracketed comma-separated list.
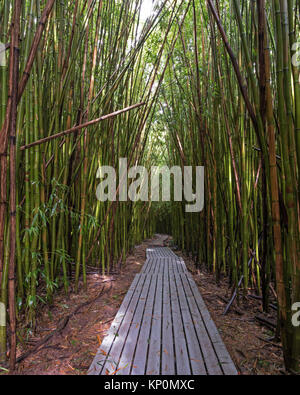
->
[88, 247, 237, 375]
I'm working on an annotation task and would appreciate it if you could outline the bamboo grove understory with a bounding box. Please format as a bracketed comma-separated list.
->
[0, 0, 299, 374]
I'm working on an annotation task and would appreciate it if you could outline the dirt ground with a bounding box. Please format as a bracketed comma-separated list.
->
[3, 235, 286, 375]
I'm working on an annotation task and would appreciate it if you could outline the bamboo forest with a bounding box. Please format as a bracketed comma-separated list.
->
[0, 0, 299, 377]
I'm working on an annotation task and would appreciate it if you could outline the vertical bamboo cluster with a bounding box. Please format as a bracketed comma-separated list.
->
[0, 0, 180, 369]
[156, 0, 300, 373]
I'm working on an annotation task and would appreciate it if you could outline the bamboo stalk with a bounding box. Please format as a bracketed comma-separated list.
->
[8, 0, 22, 371]
[20, 103, 146, 151]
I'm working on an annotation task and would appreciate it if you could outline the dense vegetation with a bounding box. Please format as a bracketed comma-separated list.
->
[0, 0, 299, 374]
[158, 0, 300, 373]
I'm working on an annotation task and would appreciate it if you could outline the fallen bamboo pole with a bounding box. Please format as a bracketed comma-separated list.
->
[20, 102, 146, 151]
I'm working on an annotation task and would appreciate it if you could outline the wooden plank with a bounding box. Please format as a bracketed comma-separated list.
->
[173, 273, 207, 375]
[177, 257, 187, 273]
[150, 257, 159, 275]
[161, 262, 175, 375]
[178, 273, 223, 375]
[161, 257, 167, 276]
[186, 274, 238, 375]
[117, 275, 152, 375]
[100, 274, 148, 375]
[161, 257, 167, 274]
[88, 274, 142, 375]
[146, 273, 163, 375]
[169, 269, 191, 375]
[167, 258, 175, 275]
[168, 258, 175, 277]
[147, 257, 154, 274]
[155, 258, 162, 274]
[140, 258, 150, 274]
[157, 257, 163, 274]
[165, 258, 171, 276]
[131, 275, 158, 375]
[141, 258, 154, 275]
[174, 258, 184, 274]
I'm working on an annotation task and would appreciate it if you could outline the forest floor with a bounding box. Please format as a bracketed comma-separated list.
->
[4, 235, 285, 375]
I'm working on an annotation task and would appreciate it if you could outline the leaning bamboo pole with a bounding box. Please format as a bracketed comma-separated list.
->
[20, 103, 146, 151]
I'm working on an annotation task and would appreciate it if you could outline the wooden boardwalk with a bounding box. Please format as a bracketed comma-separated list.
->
[88, 247, 237, 375]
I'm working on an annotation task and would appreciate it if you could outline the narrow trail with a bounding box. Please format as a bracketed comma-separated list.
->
[10, 235, 284, 375]
[89, 246, 237, 376]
